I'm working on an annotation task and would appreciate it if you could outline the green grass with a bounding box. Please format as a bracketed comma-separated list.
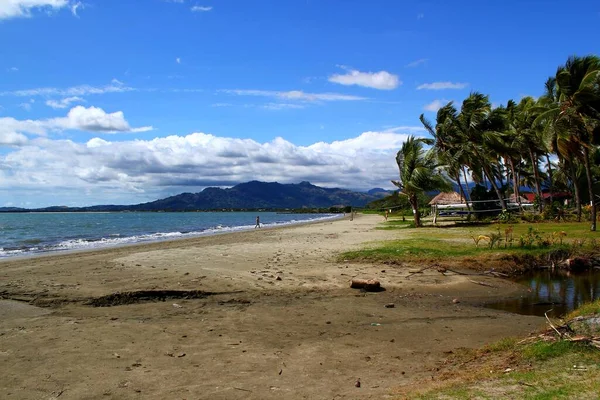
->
[401, 300, 600, 400]
[342, 221, 599, 266]
[522, 340, 590, 361]
[566, 299, 600, 319]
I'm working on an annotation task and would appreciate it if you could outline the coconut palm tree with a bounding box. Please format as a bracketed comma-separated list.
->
[536, 55, 600, 230]
[454, 93, 509, 210]
[419, 102, 472, 215]
[392, 136, 452, 227]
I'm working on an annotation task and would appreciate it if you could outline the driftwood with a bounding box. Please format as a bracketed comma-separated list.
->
[468, 279, 497, 288]
[405, 266, 434, 279]
[350, 279, 381, 292]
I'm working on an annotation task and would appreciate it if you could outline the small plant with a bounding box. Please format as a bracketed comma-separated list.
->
[519, 226, 542, 248]
[498, 210, 513, 223]
[471, 234, 491, 248]
[504, 225, 514, 248]
[488, 230, 502, 249]
[551, 231, 567, 245]
[571, 238, 587, 248]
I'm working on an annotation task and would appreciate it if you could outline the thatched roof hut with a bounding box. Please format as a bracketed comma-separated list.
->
[428, 192, 465, 206]
[509, 193, 531, 204]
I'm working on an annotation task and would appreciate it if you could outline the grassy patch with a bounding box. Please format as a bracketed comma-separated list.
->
[522, 340, 589, 361]
[566, 299, 600, 319]
[342, 221, 598, 269]
[399, 301, 600, 400]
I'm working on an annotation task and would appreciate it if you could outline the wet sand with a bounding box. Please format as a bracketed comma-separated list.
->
[0, 214, 543, 399]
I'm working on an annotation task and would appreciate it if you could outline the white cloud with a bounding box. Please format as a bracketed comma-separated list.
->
[417, 82, 468, 90]
[19, 102, 32, 111]
[176, 57, 181, 64]
[417, 13, 424, 19]
[0, 130, 415, 206]
[0, 83, 135, 97]
[191, 5, 212, 12]
[423, 99, 448, 112]
[262, 103, 305, 110]
[384, 125, 427, 134]
[45, 96, 84, 109]
[0, 131, 28, 146]
[0, 0, 70, 20]
[405, 59, 428, 68]
[222, 89, 366, 102]
[0, 106, 152, 136]
[8, 67, 19, 72]
[111, 78, 124, 86]
[70, 1, 83, 16]
[328, 69, 400, 90]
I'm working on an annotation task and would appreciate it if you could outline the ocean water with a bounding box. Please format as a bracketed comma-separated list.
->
[0, 212, 340, 258]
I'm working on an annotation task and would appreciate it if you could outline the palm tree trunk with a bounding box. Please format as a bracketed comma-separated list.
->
[528, 148, 544, 212]
[455, 171, 471, 217]
[410, 195, 421, 227]
[569, 160, 582, 222]
[462, 167, 471, 202]
[508, 158, 521, 210]
[546, 154, 554, 205]
[482, 163, 507, 210]
[582, 146, 597, 231]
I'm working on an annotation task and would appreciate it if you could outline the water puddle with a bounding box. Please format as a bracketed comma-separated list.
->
[486, 269, 600, 318]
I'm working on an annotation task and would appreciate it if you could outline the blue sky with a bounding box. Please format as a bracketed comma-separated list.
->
[1, 0, 599, 207]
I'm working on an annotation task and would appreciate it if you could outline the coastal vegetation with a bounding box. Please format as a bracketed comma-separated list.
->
[399, 300, 600, 399]
[385, 54, 600, 230]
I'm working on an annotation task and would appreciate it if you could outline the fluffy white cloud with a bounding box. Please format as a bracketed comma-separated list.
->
[423, 99, 449, 112]
[417, 82, 468, 90]
[0, 130, 419, 207]
[45, 96, 84, 109]
[0, 83, 135, 97]
[328, 69, 400, 90]
[0, 0, 70, 19]
[223, 89, 366, 102]
[0, 106, 153, 137]
[191, 5, 212, 12]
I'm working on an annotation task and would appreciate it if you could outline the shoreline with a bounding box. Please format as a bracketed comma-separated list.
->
[0, 213, 543, 399]
[0, 212, 344, 263]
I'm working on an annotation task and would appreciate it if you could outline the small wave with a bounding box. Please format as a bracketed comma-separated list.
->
[0, 214, 342, 258]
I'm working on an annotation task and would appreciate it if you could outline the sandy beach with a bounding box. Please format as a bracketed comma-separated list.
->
[0, 214, 544, 399]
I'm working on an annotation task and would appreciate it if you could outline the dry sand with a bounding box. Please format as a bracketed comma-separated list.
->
[0, 214, 543, 399]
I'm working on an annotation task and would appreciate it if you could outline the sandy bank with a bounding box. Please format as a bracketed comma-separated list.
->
[0, 214, 543, 399]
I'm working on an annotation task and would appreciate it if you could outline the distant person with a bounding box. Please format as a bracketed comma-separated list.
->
[384, 210, 389, 221]
[255, 215, 261, 229]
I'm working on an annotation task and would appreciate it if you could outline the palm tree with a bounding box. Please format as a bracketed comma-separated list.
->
[536, 55, 600, 230]
[419, 102, 472, 215]
[454, 93, 509, 210]
[392, 136, 452, 227]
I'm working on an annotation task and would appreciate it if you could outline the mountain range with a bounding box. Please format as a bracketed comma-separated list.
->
[1, 181, 393, 212]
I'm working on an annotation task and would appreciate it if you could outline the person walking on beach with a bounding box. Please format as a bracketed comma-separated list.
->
[255, 215, 261, 229]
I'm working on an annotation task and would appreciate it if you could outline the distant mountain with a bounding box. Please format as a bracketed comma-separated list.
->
[127, 181, 383, 211]
[367, 188, 395, 196]
[2, 181, 387, 212]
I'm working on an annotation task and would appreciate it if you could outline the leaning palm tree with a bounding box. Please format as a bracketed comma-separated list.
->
[536, 55, 600, 230]
[392, 136, 452, 227]
[419, 102, 472, 215]
[454, 93, 509, 210]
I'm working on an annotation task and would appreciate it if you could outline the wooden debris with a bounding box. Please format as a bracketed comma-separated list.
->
[468, 279, 497, 288]
[350, 279, 381, 292]
[406, 266, 433, 279]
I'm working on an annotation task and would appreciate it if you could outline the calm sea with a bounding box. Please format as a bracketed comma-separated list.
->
[0, 212, 340, 258]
